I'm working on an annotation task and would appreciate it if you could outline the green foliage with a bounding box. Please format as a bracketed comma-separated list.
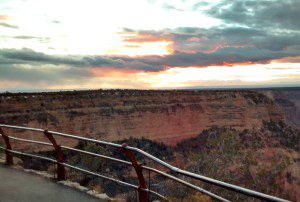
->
[264, 120, 300, 151]
[176, 122, 298, 201]
[242, 91, 274, 104]
[78, 144, 110, 172]
[113, 137, 174, 161]
[17, 121, 298, 201]
[64, 138, 173, 197]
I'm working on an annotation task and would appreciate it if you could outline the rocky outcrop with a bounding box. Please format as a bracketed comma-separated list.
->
[261, 89, 300, 130]
[0, 90, 284, 149]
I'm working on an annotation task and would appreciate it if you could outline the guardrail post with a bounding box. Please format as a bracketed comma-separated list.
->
[0, 127, 13, 166]
[120, 143, 149, 202]
[44, 130, 66, 181]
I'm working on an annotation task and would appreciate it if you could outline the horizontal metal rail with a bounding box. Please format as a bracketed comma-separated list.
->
[131, 148, 290, 202]
[143, 166, 230, 202]
[0, 134, 228, 201]
[0, 146, 166, 201]
[0, 125, 44, 133]
[0, 124, 290, 202]
[62, 145, 229, 201]
[61, 146, 132, 166]
[6, 135, 53, 147]
[61, 162, 167, 200]
[0, 146, 57, 163]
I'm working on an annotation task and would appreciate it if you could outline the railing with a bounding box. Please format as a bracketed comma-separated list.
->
[0, 124, 290, 202]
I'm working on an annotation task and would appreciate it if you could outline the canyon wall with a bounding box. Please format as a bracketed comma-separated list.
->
[0, 90, 284, 148]
[261, 88, 300, 130]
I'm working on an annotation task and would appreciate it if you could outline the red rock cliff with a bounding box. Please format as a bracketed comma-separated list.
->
[0, 90, 284, 148]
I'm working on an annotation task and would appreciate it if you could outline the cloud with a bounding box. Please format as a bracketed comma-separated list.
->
[0, 65, 91, 84]
[273, 56, 300, 63]
[1, 23, 299, 74]
[1, 12, 299, 88]
[0, 48, 165, 71]
[121, 26, 300, 57]
[192, 2, 209, 11]
[162, 3, 183, 11]
[206, 0, 300, 30]
[52, 20, 60, 24]
[0, 48, 85, 66]
[0, 50, 92, 87]
[13, 36, 40, 40]
[133, 47, 295, 68]
[0, 22, 18, 29]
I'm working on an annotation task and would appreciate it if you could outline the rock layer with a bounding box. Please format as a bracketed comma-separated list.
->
[0, 90, 284, 149]
[261, 88, 300, 130]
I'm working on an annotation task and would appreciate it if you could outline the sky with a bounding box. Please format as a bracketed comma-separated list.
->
[0, 0, 299, 91]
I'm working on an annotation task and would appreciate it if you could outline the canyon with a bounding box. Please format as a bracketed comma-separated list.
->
[1, 88, 297, 149]
[261, 88, 300, 129]
[0, 88, 299, 201]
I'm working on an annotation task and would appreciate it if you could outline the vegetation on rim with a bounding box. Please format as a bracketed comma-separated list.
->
[15, 120, 299, 201]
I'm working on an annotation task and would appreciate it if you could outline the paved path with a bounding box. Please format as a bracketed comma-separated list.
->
[0, 165, 104, 202]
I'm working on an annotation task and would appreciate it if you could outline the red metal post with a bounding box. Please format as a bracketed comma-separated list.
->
[0, 127, 13, 165]
[44, 130, 66, 181]
[120, 143, 149, 202]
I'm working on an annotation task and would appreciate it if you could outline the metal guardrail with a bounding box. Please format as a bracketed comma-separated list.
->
[0, 124, 290, 202]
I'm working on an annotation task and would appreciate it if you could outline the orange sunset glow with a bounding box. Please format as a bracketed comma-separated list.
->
[104, 40, 173, 56]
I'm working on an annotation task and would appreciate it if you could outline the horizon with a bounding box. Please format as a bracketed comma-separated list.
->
[0, 0, 299, 91]
[1, 85, 300, 94]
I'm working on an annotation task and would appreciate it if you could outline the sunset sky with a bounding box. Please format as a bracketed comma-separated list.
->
[0, 0, 299, 91]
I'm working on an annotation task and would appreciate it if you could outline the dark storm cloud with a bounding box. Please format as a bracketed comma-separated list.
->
[0, 48, 164, 71]
[121, 26, 300, 54]
[0, 49, 85, 66]
[0, 48, 166, 85]
[156, 0, 300, 48]
[132, 47, 295, 67]
[209, 27, 300, 52]
[0, 51, 92, 85]
[206, 0, 300, 30]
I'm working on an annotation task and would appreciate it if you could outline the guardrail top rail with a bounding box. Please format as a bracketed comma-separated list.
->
[0, 124, 290, 202]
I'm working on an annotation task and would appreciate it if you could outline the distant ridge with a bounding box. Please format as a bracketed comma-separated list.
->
[1, 86, 300, 95]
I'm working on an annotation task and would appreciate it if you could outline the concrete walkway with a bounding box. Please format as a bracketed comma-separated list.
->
[0, 165, 104, 202]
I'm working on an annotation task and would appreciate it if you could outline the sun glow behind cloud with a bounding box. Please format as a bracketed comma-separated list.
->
[43, 62, 300, 90]
[0, 0, 218, 56]
[146, 62, 300, 88]
[104, 41, 173, 56]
